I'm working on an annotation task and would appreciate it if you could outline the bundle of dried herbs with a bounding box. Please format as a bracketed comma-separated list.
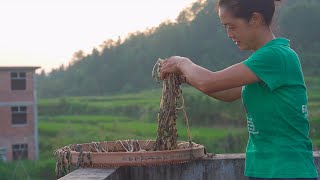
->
[152, 58, 192, 151]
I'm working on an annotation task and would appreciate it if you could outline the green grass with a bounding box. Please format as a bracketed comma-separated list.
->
[40, 115, 134, 123]
[87, 99, 159, 108]
[38, 119, 244, 146]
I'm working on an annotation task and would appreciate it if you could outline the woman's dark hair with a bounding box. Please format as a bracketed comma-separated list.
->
[218, 0, 280, 26]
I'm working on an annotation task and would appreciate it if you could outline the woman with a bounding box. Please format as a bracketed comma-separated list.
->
[159, 0, 319, 179]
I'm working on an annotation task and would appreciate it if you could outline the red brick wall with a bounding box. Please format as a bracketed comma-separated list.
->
[0, 137, 36, 161]
[0, 106, 35, 136]
[0, 70, 36, 161]
[0, 71, 34, 102]
[0, 106, 36, 161]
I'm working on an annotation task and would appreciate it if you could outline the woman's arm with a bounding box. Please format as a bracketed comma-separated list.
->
[159, 56, 259, 99]
[181, 61, 258, 94]
[209, 87, 242, 102]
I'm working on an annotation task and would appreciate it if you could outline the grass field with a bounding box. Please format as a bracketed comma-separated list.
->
[0, 76, 319, 179]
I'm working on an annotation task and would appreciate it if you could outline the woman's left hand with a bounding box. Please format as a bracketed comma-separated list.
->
[159, 56, 192, 80]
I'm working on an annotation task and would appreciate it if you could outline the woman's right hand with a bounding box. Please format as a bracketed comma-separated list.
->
[159, 56, 193, 80]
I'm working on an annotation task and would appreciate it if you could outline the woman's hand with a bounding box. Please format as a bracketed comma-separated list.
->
[159, 56, 193, 80]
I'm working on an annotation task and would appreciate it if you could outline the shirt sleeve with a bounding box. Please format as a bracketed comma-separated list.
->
[242, 47, 287, 91]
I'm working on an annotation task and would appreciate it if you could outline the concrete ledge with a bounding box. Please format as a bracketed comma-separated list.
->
[60, 152, 320, 180]
[59, 168, 118, 180]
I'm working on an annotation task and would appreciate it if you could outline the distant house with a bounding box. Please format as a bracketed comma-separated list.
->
[0, 66, 40, 162]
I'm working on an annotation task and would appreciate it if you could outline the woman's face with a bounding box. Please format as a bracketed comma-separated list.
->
[218, 7, 256, 51]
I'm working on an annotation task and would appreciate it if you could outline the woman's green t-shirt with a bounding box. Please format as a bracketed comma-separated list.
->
[242, 38, 319, 178]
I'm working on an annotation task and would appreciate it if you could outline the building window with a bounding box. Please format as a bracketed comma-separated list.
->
[0, 147, 6, 162]
[12, 144, 28, 160]
[11, 106, 27, 125]
[11, 72, 26, 90]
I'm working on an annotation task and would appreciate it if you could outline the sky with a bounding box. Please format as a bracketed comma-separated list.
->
[0, 0, 196, 72]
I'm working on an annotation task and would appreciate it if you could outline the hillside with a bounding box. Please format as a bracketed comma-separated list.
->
[36, 0, 320, 97]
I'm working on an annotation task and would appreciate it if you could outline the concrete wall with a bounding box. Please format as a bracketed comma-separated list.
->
[60, 152, 320, 180]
